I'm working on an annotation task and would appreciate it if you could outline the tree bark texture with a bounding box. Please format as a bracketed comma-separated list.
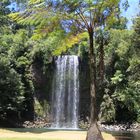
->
[86, 26, 104, 140]
[99, 39, 104, 83]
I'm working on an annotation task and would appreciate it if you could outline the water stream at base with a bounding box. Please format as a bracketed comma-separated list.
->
[51, 55, 79, 129]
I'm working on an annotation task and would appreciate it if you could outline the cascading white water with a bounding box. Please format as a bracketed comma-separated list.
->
[51, 55, 79, 129]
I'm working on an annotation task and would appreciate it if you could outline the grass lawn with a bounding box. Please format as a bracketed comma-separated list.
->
[0, 128, 116, 140]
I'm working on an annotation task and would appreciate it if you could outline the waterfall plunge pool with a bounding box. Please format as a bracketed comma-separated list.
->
[108, 131, 140, 140]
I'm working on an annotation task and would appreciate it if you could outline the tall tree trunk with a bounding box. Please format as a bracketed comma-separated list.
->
[99, 39, 104, 83]
[96, 39, 105, 121]
[86, 26, 104, 140]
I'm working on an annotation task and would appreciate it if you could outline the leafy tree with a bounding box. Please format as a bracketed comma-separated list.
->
[99, 23, 140, 123]
[127, 16, 140, 122]
[0, 56, 25, 122]
[99, 93, 115, 122]
[0, 1, 25, 123]
[0, 0, 34, 121]
[10, 29, 35, 120]
[103, 29, 132, 122]
[0, 0, 11, 27]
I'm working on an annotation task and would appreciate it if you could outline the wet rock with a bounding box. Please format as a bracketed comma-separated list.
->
[23, 117, 51, 128]
[78, 120, 140, 132]
[99, 122, 140, 132]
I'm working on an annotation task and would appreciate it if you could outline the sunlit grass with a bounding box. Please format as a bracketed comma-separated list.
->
[0, 129, 115, 140]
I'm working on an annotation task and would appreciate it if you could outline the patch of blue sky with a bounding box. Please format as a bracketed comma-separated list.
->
[8, 1, 26, 12]
[121, 0, 140, 29]
[8, 2, 18, 11]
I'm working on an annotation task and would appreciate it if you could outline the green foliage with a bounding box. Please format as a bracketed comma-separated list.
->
[34, 98, 50, 117]
[0, 18, 34, 121]
[52, 32, 88, 55]
[105, 29, 132, 60]
[101, 23, 140, 122]
[9, 0, 122, 56]
[126, 17, 140, 122]
[0, 0, 10, 28]
[29, 39, 54, 68]
[111, 70, 124, 84]
[0, 56, 25, 119]
[99, 93, 115, 122]
[0, 1, 27, 120]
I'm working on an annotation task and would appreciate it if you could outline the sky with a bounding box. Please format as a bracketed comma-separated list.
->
[9, 0, 140, 29]
[121, 0, 140, 28]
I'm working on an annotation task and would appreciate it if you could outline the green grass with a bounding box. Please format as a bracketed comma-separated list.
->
[0, 128, 115, 140]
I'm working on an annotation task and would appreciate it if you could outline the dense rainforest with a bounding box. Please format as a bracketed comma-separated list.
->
[0, 0, 140, 131]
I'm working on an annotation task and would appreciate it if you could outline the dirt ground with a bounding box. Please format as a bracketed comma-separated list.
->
[0, 129, 115, 140]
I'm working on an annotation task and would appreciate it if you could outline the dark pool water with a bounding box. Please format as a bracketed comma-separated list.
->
[109, 131, 140, 140]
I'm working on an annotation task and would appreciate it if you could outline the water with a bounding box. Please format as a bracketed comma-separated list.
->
[109, 131, 140, 140]
[51, 55, 79, 129]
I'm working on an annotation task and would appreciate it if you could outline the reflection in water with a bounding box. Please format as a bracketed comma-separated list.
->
[115, 136, 132, 140]
[109, 131, 140, 140]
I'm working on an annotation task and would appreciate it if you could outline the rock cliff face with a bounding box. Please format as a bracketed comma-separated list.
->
[32, 62, 52, 102]
[31, 59, 54, 119]
[79, 57, 90, 122]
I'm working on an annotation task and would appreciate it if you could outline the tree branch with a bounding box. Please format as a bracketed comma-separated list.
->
[92, 0, 104, 27]
[76, 9, 89, 30]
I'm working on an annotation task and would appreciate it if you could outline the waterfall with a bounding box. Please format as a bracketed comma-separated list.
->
[51, 55, 79, 129]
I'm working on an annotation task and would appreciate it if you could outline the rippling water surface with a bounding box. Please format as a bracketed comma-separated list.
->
[110, 131, 140, 140]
